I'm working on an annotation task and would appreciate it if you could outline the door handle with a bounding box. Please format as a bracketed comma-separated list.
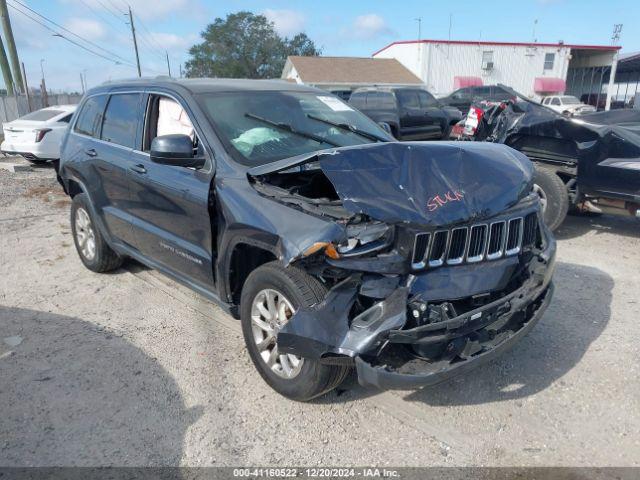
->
[84, 148, 97, 157]
[130, 164, 147, 174]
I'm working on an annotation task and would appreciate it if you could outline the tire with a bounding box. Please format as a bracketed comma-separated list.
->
[70, 193, 123, 273]
[240, 261, 350, 401]
[389, 126, 400, 140]
[441, 123, 453, 139]
[533, 166, 569, 231]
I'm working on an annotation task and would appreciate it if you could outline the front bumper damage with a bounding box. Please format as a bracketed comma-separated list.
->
[277, 233, 556, 390]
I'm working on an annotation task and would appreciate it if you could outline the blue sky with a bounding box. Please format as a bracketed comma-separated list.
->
[6, 0, 639, 92]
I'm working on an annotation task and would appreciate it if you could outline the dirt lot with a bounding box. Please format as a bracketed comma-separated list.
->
[1, 156, 639, 467]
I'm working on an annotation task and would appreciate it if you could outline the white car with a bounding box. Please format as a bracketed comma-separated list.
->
[1, 105, 76, 163]
[541, 95, 596, 116]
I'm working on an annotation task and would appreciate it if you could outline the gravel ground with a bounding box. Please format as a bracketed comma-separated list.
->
[1, 156, 639, 467]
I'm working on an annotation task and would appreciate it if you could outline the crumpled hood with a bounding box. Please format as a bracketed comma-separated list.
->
[249, 142, 534, 226]
[318, 142, 533, 225]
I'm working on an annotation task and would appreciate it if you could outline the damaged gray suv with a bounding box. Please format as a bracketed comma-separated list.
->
[57, 78, 556, 400]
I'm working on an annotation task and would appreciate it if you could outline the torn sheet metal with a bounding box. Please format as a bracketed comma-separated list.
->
[277, 276, 408, 359]
[250, 142, 534, 227]
[472, 92, 640, 199]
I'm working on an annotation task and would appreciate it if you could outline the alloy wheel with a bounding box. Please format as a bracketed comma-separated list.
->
[250, 288, 303, 379]
[75, 207, 96, 261]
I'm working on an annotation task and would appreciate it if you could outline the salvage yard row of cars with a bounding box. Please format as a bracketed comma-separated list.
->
[5, 78, 639, 401]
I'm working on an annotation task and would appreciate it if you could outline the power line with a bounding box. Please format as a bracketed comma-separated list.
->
[107, 1, 175, 71]
[94, 0, 124, 23]
[8, 0, 133, 65]
[77, 0, 130, 36]
[133, 13, 166, 57]
[105, 0, 125, 15]
[7, 2, 136, 67]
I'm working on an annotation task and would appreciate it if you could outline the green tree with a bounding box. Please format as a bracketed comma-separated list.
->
[185, 11, 321, 79]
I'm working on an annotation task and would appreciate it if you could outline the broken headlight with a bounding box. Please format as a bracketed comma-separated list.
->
[302, 222, 392, 259]
[335, 222, 392, 257]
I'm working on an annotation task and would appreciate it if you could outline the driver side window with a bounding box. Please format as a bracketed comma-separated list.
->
[143, 94, 199, 153]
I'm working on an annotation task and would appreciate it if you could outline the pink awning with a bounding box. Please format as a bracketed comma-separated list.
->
[454, 76, 483, 89]
[534, 77, 566, 93]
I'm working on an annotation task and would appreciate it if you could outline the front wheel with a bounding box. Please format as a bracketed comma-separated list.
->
[533, 166, 569, 231]
[240, 262, 349, 401]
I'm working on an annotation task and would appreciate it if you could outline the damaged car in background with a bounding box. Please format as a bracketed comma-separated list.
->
[57, 78, 556, 401]
[451, 85, 640, 231]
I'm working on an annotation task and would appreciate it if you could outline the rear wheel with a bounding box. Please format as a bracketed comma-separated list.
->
[70, 193, 123, 272]
[533, 166, 569, 231]
[240, 262, 349, 401]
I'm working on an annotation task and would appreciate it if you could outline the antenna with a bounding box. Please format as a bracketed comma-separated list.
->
[414, 17, 421, 40]
[532, 19, 538, 43]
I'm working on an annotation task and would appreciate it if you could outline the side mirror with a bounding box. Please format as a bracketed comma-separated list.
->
[377, 122, 392, 134]
[150, 134, 205, 169]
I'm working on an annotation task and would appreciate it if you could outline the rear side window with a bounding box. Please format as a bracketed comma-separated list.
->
[396, 90, 420, 109]
[452, 89, 471, 100]
[359, 91, 396, 109]
[491, 87, 512, 101]
[74, 95, 108, 137]
[418, 90, 438, 108]
[349, 92, 367, 109]
[100, 93, 142, 148]
[58, 114, 73, 123]
[19, 109, 64, 121]
[379, 92, 396, 109]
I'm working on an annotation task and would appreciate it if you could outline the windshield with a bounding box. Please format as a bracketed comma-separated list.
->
[560, 96, 580, 105]
[198, 91, 390, 166]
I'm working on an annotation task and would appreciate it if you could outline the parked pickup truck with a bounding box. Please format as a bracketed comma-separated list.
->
[541, 95, 596, 116]
[349, 86, 461, 140]
[57, 78, 556, 401]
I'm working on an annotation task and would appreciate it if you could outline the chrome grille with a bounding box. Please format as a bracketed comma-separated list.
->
[447, 227, 468, 265]
[467, 225, 488, 262]
[505, 218, 523, 255]
[428, 231, 448, 267]
[522, 212, 538, 247]
[412, 213, 540, 270]
[411, 232, 431, 268]
[486, 221, 506, 260]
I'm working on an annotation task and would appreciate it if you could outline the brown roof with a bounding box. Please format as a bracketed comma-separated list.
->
[285, 56, 422, 85]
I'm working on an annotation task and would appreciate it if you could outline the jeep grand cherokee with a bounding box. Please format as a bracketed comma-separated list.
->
[57, 78, 556, 400]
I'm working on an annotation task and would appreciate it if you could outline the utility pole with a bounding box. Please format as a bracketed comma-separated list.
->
[165, 51, 171, 77]
[127, 6, 141, 77]
[0, 0, 23, 92]
[40, 59, 48, 107]
[0, 31, 13, 95]
[21, 61, 30, 111]
[79, 72, 85, 94]
[179, 63, 183, 78]
[414, 17, 421, 40]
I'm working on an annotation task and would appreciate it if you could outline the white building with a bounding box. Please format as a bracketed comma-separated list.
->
[373, 39, 620, 102]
